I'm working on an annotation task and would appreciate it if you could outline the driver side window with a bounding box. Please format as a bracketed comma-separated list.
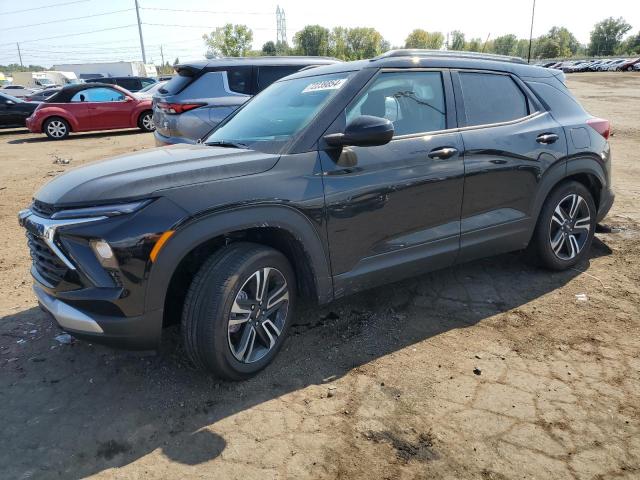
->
[346, 71, 446, 136]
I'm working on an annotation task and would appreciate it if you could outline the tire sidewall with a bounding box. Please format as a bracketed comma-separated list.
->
[534, 181, 597, 270]
[203, 248, 296, 378]
[44, 117, 69, 140]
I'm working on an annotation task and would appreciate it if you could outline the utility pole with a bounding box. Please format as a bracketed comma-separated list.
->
[160, 45, 165, 72]
[527, 0, 536, 63]
[134, 0, 147, 63]
[17, 43, 23, 67]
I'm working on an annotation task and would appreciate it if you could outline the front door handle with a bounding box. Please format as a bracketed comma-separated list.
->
[428, 147, 458, 160]
[536, 133, 559, 144]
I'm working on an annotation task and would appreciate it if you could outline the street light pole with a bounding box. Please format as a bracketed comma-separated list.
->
[134, 0, 147, 64]
[527, 0, 536, 63]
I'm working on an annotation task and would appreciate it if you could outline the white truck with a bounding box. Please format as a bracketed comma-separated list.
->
[11, 71, 79, 89]
[51, 61, 157, 80]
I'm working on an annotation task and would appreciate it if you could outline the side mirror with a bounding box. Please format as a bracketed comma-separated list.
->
[124, 96, 133, 102]
[324, 115, 394, 148]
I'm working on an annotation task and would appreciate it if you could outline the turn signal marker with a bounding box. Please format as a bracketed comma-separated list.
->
[150, 230, 175, 262]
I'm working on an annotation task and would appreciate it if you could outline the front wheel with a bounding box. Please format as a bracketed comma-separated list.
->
[181, 242, 296, 380]
[138, 111, 155, 132]
[526, 181, 596, 270]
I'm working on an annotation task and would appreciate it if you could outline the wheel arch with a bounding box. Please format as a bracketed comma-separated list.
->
[144, 205, 333, 326]
[42, 112, 77, 132]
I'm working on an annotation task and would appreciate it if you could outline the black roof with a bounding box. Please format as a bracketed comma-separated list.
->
[285, 50, 562, 81]
[45, 82, 118, 103]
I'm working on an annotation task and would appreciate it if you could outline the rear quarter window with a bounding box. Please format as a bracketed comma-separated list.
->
[459, 72, 529, 126]
[160, 71, 195, 95]
[525, 80, 587, 117]
[256, 65, 305, 92]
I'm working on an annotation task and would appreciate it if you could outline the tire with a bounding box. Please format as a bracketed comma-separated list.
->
[526, 180, 596, 270]
[43, 117, 70, 140]
[138, 110, 155, 132]
[181, 242, 296, 380]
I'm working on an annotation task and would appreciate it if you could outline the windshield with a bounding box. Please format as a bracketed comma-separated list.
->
[205, 72, 351, 154]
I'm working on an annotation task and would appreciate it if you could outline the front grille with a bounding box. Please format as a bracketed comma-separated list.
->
[27, 231, 69, 287]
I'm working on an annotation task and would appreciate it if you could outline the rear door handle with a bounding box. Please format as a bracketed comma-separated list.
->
[536, 133, 559, 144]
[428, 147, 458, 160]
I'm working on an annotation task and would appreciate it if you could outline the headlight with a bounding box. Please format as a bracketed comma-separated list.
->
[50, 200, 152, 220]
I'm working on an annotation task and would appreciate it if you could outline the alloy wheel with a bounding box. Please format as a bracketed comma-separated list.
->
[142, 113, 154, 131]
[47, 120, 67, 138]
[227, 267, 290, 363]
[549, 193, 591, 260]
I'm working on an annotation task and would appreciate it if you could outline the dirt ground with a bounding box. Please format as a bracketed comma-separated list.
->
[1, 72, 639, 480]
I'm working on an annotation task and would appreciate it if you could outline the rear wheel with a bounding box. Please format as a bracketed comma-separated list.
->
[43, 117, 70, 140]
[181, 242, 296, 380]
[138, 110, 155, 132]
[526, 181, 596, 270]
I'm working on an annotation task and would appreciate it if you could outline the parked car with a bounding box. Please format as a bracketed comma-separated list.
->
[0, 84, 39, 98]
[153, 56, 339, 146]
[620, 58, 640, 71]
[85, 76, 156, 92]
[25, 83, 154, 139]
[133, 80, 167, 100]
[0, 92, 40, 128]
[25, 88, 61, 102]
[606, 59, 627, 71]
[19, 49, 614, 379]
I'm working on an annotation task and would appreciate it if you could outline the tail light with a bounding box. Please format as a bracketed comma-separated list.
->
[156, 102, 205, 114]
[587, 117, 610, 140]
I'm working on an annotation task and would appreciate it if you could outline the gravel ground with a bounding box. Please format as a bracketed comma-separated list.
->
[0, 72, 639, 479]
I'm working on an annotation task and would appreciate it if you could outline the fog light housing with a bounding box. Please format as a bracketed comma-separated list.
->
[90, 239, 118, 268]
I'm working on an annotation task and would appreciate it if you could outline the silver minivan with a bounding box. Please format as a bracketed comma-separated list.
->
[153, 57, 339, 146]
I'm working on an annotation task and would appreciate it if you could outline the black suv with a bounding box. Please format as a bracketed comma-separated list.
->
[20, 50, 614, 379]
[85, 76, 156, 92]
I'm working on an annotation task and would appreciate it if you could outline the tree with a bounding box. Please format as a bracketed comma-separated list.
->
[450, 30, 465, 51]
[329, 27, 349, 59]
[346, 27, 386, 59]
[173, 57, 180, 66]
[534, 36, 562, 59]
[534, 26, 579, 58]
[293, 25, 330, 56]
[588, 17, 631, 56]
[262, 41, 276, 56]
[275, 40, 291, 55]
[465, 38, 482, 52]
[492, 34, 518, 55]
[404, 29, 444, 49]
[514, 38, 532, 58]
[203, 23, 253, 57]
[618, 31, 640, 55]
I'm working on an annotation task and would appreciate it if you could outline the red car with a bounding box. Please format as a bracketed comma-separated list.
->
[26, 83, 155, 140]
[620, 57, 640, 71]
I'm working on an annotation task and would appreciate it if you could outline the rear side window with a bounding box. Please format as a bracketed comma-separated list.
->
[116, 78, 140, 91]
[459, 72, 528, 126]
[161, 70, 195, 95]
[226, 67, 252, 94]
[256, 66, 304, 92]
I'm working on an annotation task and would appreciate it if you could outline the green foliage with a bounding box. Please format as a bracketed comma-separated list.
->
[293, 25, 330, 56]
[203, 23, 254, 57]
[533, 26, 580, 59]
[450, 31, 465, 51]
[345, 27, 386, 59]
[0, 64, 45, 74]
[404, 29, 444, 49]
[262, 41, 276, 56]
[617, 31, 640, 55]
[275, 41, 291, 55]
[465, 38, 482, 53]
[492, 34, 518, 55]
[588, 17, 632, 56]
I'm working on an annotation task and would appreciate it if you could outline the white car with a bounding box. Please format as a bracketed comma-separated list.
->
[0, 85, 39, 98]
[133, 80, 167, 100]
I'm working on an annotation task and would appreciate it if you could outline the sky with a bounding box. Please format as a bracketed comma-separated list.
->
[0, 0, 639, 67]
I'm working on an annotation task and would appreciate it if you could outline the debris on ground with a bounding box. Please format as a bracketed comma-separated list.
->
[54, 333, 75, 345]
[473, 367, 482, 375]
[575, 293, 589, 302]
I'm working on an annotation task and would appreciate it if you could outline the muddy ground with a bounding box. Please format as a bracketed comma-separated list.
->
[0, 72, 638, 479]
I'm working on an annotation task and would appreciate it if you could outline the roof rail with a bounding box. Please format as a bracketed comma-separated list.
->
[372, 49, 527, 65]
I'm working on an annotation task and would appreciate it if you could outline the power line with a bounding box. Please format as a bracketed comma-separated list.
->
[4, 8, 134, 31]
[142, 22, 275, 31]
[0, 0, 90, 15]
[0, 25, 137, 46]
[140, 7, 271, 15]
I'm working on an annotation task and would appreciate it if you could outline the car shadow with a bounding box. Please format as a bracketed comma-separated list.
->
[0, 128, 30, 136]
[0, 239, 613, 478]
[7, 129, 148, 144]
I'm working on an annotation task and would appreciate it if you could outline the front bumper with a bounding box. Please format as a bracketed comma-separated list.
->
[35, 283, 163, 349]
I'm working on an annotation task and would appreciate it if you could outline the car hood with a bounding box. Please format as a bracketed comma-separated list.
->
[35, 144, 280, 206]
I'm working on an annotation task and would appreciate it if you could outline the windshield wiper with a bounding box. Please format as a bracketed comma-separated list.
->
[205, 140, 248, 149]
